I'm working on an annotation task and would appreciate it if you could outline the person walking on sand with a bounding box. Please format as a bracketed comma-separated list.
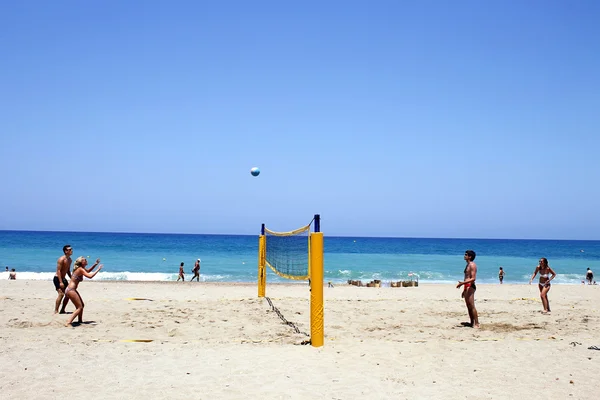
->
[177, 262, 185, 282]
[191, 259, 201, 282]
[54, 245, 73, 314]
[456, 250, 479, 328]
[529, 257, 556, 314]
[9, 268, 16, 280]
[586, 268, 594, 285]
[64, 256, 103, 327]
[498, 267, 505, 284]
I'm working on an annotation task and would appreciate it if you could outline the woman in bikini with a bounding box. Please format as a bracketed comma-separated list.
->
[529, 257, 556, 313]
[64, 256, 103, 327]
[177, 262, 185, 282]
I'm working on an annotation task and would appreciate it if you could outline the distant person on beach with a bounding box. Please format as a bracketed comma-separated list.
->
[456, 250, 479, 328]
[529, 257, 556, 314]
[498, 267, 505, 284]
[5, 266, 8, 272]
[64, 256, 103, 327]
[177, 262, 185, 282]
[9, 268, 16, 280]
[54, 245, 73, 314]
[586, 268, 594, 285]
[191, 259, 201, 282]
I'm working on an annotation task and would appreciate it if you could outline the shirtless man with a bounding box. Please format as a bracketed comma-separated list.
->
[456, 250, 479, 328]
[191, 259, 201, 282]
[54, 245, 73, 314]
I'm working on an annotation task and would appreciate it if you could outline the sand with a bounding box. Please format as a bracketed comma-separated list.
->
[1, 280, 599, 399]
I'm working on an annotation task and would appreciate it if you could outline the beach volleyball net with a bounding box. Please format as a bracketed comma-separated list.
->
[264, 224, 310, 280]
[258, 214, 324, 347]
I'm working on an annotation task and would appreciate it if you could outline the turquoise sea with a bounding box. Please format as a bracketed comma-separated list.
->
[0, 230, 598, 284]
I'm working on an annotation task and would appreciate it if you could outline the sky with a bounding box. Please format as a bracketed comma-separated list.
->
[1, 1, 599, 240]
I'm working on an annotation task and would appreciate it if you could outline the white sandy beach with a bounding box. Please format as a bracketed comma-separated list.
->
[1, 280, 599, 400]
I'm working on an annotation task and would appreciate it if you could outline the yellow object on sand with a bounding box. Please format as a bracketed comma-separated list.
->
[512, 297, 541, 302]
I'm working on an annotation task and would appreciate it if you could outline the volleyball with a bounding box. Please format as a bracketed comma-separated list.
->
[250, 167, 260, 177]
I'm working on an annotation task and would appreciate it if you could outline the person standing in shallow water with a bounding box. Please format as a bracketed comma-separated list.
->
[498, 267, 505, 284]
[191, 259, 201, 282]
[177, 262, 185, 282]
[456, 250, 479, 328]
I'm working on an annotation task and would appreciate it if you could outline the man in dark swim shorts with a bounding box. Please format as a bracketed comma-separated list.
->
[54, 245, 73, 314]
[53, 275, 69, 290]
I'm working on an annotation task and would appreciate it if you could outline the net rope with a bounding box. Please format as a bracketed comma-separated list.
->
[264, 222, 311, 280]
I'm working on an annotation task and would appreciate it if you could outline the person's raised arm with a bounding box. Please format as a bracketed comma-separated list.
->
[86, 258, 101, 273]
[81, 265, 103, 279]
[529, 266, 539, 284]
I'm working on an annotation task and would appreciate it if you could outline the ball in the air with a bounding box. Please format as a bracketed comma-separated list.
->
[250, 167, 260, 177]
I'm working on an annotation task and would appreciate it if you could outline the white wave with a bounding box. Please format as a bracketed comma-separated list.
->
[94, 272, 170, 281]
[1, 271, 235, 282]
[95, 272, 235, 282]
[4, 271, 588, 285]
[4, 272, 56, 280]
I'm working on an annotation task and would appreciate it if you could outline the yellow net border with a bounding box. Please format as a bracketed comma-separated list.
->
[264, 223, 311, 236]
[265, 261, 309, 281]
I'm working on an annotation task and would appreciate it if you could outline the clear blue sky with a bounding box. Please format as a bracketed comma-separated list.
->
[1, 1, 599, 240]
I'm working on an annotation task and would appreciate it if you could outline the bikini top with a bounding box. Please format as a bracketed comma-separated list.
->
[539, 273, 549, 279]
[72, 274, 83, 282]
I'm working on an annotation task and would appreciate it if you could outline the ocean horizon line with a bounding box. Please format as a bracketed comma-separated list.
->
[0, 229, 598, 242]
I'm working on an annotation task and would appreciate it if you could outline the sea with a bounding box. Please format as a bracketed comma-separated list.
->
[0, 230, 598, 285]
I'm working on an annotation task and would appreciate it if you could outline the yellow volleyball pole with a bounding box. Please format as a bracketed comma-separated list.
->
[309, 215, 324, 347]
[258, 225, 266, 297]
